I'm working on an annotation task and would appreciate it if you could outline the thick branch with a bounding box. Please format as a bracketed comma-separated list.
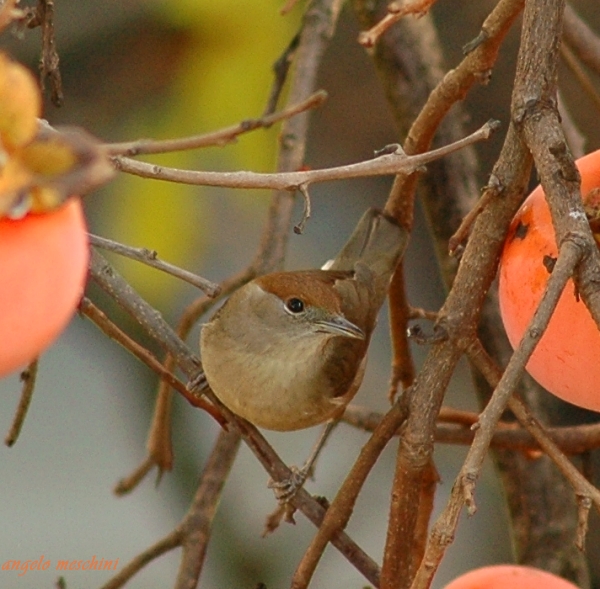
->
[513, 0, 600, 330]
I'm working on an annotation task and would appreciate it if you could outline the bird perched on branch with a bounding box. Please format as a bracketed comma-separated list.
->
[200, 208, 407, 432]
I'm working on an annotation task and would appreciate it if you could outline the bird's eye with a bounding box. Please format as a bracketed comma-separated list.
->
[285, 297, 305, 314]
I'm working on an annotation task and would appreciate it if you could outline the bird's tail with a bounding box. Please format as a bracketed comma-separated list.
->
[329, 208, 407, 285]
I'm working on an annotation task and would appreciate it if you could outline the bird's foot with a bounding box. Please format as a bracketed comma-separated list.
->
[268, 464, 311, 504]
[267, 421, 336, 504]
[187, 371, 209, 392]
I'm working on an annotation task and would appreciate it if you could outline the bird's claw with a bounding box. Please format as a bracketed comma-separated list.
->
[268, 465, 309, 504]
[187, 371, 209, 392]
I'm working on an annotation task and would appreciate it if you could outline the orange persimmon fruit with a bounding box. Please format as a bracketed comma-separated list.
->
[443, 565, 579, 589]
[498, 149, 600, 411]
[0, 198, 88, 376]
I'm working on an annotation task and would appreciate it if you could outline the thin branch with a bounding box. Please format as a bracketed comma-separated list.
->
[104, 91, 327, 156]
[88, 250, 200, 375]
[174, 429, 241, 589]
[113, 457, 155, 496]
[26, 0, 63, 106]
[562, 4, 600, 78]
[560, 43, 600, 115]
[112, 120, 499, 190]
[291, 400, 409, 589]
[387, 263, 416, 402]
[343, 402, 600, 453]
[293, 184, 312, 234]
[557, 89, 586, 159]
[448, 179, 501, 254]
[262, 32, 301, 116]
[408, 306, 439, 321]
[79, 297, 222, 421]
[99, 526, 183, 589]
[357, 0, 439, 48]
[89, 234, 220, 297]
[4, 359, 38, 446]
[466, 338, 600, 555]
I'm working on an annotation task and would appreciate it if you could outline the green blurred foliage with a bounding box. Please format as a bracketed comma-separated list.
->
[99, 0, 300, 308]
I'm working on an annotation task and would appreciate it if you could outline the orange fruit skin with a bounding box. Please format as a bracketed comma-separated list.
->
[498, 150, 600, 411]
[0, 198, 88, 376]
[443, 565, 579, 589]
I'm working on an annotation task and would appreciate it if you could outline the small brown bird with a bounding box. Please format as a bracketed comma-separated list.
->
[200, 208, 406, 431]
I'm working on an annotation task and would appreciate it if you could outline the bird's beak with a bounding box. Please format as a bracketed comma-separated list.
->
[315, 315, 365, 340]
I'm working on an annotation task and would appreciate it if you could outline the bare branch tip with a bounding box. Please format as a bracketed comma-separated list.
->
[312, 89, 329, 106]
[4, 359, 38, 447]
[294, 185, 312, 234]
[357, 31, 375, 49]
[483, 119, 501, 137]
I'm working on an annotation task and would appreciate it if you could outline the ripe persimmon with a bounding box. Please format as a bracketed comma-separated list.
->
[443, 565, 578, 589]
[0, 198, 88, 376]
[498, 149, 600, 411]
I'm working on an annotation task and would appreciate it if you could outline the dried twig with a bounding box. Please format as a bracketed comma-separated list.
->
[557, 89, 586, 158]
[448, 179, 500, 254]
[113, 120, 498, 190]
[100, 429, 240, 589]
[387, 263, 415, 402]
[89, 250, 200, 376]
[562, 4, 600, 78]
[560, 43, 600, 115]
[293, 184, 312, 234]
[4, 359, 38, 446]
[357, 0, 439, 48]
[89, 234, 220, 297]
[105, 91, 327, 157]
[467, 339, 600, 555]
[174, 429, 241, 589]
[263, 32, 301, 116]
[25, 0, 63, 106]
[343, 403, 600, 453]
[79, 297, 222, 421]
[113, 457, 155, 497]
[291, 400, 409, 589]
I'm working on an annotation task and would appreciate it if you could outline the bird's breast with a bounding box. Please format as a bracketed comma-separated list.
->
[201, 323, 365, 431]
